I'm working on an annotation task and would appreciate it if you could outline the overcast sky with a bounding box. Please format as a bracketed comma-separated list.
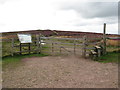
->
[0, 0, 119, 34]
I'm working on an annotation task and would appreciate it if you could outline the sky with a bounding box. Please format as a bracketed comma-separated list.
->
[0, 0, 119, 34]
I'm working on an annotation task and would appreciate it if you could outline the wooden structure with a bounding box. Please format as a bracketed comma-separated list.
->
[2, 24, 107, 58]
[103, 23, 106, 54]
[9, 34, 41, 56]
[89, 45, 103, 60]
[2, 33, 104, 58]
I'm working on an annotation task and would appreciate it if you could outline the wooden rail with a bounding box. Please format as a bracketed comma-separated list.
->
[2, 26, 106, 58]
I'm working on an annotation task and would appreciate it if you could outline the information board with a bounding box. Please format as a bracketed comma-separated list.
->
[17, 34, 32, 43]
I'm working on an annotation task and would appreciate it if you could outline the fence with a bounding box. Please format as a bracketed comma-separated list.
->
[2, 34, 104, 58]
[2, 34, 40, 57]
[1, 23, 111, 59]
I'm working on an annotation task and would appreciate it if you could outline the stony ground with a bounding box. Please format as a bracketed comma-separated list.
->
[2, 56, 118, 88]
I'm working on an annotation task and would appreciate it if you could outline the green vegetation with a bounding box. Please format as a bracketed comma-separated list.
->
[2, 53, 48, 67]
[2, 41, 12, 57]
[106, 45, 120, 52]
[97, 50, 119, 63]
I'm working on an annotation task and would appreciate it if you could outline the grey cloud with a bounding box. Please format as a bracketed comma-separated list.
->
[104, 17, 118, 24]
[0, 23, 6, 26]
[0, 0, 8, 4]
[0, 0, 15, 4]
[60, 2, 118, 18]
[71, 16, 118, 27]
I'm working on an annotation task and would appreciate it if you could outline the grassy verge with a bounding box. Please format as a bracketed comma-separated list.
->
[106, 45, 120, 52]
[2, 53, 48, 66]
[97, 51, 119, 63]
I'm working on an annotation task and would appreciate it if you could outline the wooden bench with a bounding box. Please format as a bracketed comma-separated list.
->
[95, 46, 101, 49]
[94, 45, 104, 57]
[89, 45, 104, 60]
[89, 50, 97, 60]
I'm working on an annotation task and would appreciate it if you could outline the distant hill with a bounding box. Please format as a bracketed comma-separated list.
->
[2, 29, 120, 39]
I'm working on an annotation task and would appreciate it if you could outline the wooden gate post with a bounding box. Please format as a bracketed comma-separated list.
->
[20, 43, 22, 55]
[60, 41, 62, 54]
[36, 34, 40, 54]
[103, 23, 106, 55]
[39, 34, 42, 53]
[28, 43, 31, 54]
[52, 43, 54, 53]
[73, 39, 76, 55]
[82, 35, 87, 58]
[11, 38, 14, 56]
[60, 46, 62, 54]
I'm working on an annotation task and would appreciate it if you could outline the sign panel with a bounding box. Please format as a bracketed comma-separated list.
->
[17, 34, 32, 43]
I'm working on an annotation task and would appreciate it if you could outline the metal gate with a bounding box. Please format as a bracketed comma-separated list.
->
[40, 36, 84, 56]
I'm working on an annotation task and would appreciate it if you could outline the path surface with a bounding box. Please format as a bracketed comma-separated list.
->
[2, 56, 118, 88]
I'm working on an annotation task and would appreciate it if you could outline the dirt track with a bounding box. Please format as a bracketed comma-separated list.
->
[2, 56, 118, 88]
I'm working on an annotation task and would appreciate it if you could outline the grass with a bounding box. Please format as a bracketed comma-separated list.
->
[97, 50, 119, 63]
[2, 53, 48, 67]
[106, 45, 120, 52]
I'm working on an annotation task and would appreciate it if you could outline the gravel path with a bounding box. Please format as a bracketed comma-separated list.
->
[2, 56, 118, 88]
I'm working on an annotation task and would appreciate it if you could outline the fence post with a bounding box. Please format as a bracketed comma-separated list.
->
[11, 38, 14, 56]
[60, 41, 62, 54]
[39, 34, 41, 53]
[52, 43, 54, 53]
[20, 43, 22, 55]
[28, 43, 31, 54]
[74, 39, 76, 55]
[60, 47, 62, 54]
[103, 23, 106, 55]
[82, 35, 87, 58]
[36, 34, 40, 54]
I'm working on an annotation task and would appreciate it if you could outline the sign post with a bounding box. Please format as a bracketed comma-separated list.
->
[17, 34, 32, 54]
[17, 34, 32, 43]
